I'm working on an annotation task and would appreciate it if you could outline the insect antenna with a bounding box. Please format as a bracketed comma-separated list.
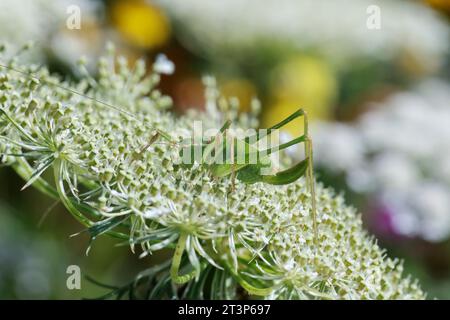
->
[0, 62, 139, 119]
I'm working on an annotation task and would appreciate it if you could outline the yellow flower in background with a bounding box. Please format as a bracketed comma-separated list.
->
[425, 0, 450, 14]
[263, 56, 337, 136]
[110, 0, 170, 49]
[220, 78, 257, 112]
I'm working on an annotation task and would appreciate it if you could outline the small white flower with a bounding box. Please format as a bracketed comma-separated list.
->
[143, 207, 171, 219]
[153, 54, 175, 75]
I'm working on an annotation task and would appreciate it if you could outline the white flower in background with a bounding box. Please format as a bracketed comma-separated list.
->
[371, 153, 420, 192]
[0, 0, 99, 65]
[412, 183, 450, 241]
[0, 0, 60, 60]
[49, 0, 105, 69]
[313, 124, 364, 174]
[155, 0, 449, 68]
[314, 79, 450, 241]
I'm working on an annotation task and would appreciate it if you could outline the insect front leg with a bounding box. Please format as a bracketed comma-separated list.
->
[137, 131, 161, 155]
[133, 129, 176, 162]
[215, 127, 237, 193]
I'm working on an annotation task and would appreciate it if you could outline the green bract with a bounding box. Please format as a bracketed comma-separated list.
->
[0, 48, 425, 299]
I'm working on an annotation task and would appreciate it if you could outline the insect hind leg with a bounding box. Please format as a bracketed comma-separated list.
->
[300, 110, 318, 244]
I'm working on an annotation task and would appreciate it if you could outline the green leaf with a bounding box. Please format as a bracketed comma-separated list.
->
[20, 156, 54, 191]
[87, 215, 129, 241]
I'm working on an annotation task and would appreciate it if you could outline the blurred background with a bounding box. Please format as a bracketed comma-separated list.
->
[0, 0, 449, 299]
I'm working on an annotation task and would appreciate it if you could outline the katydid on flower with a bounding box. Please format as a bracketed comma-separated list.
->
[178, 109, 318, 240]
[0, 62, 318, 240]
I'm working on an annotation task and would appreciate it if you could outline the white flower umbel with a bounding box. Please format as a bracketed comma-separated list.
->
[314, 79, 450, 242]
[0, 48, 425, 299]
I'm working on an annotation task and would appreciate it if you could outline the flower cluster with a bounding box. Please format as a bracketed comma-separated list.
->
[314, 80, 450, 242]
[0, 47, 425, 299]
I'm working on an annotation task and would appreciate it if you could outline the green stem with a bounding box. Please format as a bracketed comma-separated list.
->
[170, 232, 198, 284]
[238, 278, 274, 297]
[222, 259, 274, 297]
[54, 159, 92, 226]
[212, 239, 274, 297]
